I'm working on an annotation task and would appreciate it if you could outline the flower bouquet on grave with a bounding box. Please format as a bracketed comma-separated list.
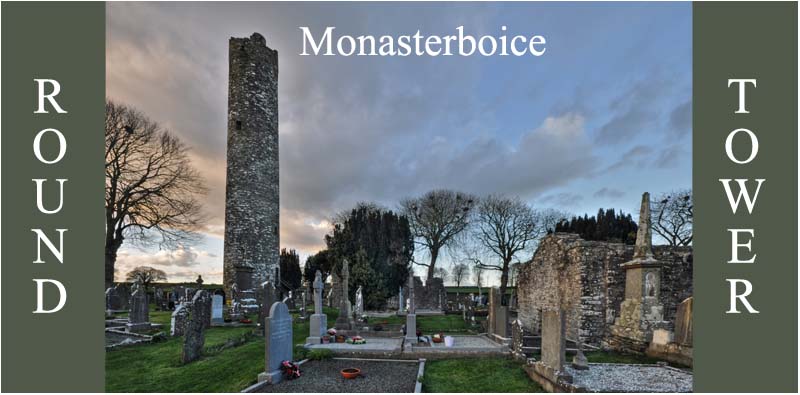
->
[281, 360, 301, 380]
[432, 333, 445, 343]
[322, 335, 331, 344]
[239, 315, 252, 324]
[346, 335, 366, 345]
[327, 328, 337, 336]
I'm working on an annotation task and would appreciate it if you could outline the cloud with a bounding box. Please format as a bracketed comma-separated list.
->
[593, 187, 625, 199]
[106, 3, 692, 282]
[669, 100, 692, 137]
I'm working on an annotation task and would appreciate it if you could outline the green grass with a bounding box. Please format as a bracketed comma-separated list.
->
[106, 327, 264, 392]
[420, 358, 543, 393]
[366, 314, 479, 334]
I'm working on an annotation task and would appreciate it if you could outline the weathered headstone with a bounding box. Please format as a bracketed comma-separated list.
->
[488, 287, 509, 338]
[307, 270, 328, 344]
[258, 302, 293, 384]
[126, 288, 150, 332]
[541, 310, 566, 371]
[211, 294, 224, 325]
[335, 259, 353, 330]
[258, 281, 277, 331]
[182, 290, 210, 363]
[171, 303, 189, 336]
[673, 297, 693, 346]
[405, 274, 417, 344]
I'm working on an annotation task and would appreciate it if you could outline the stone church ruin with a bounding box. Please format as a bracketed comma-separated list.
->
[516, 192, 693, 352]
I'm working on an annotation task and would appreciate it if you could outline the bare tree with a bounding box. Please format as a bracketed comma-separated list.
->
[651, 189, 693, 247]
[125, 266, 168, 293]
[537, 208, 571, 236]
[451, 263, 471, 287]
[471, 195, 538, 304]
[400, 189, 476, 282]
[105, 100, 207, 288]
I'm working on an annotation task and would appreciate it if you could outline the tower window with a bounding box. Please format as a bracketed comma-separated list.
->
[235, 120, 242, 130]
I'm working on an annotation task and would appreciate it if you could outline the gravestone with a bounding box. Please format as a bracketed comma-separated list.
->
[258, 302, 293, 384]
[182, 290, 210, 363]
[354, 286, 364, 317]
[171, 303, 189, 336]
[511, 319, 526, 360]
[211, 294, 224, 325]
[105, 287, 116, 313]
[307, 270, 327, 344]
[335, 259, 353, 330]
[405, 275, 417, 344]
[674, 297, 693, 346]
[488, 287, 509, 338]
[606, 192, 669, 352]
[258, 281, 277, 331]
[126, 288, 150, 332]
[541, 310, 566, 372]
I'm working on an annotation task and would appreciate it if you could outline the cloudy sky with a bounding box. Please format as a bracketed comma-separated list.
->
[107, 2, 692, 284]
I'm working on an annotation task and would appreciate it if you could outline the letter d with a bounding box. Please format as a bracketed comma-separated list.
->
[33, 279, 67, 313]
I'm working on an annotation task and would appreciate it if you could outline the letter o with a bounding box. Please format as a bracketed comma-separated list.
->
[725, 128, 758, 164]
[33, 128, 66, 164]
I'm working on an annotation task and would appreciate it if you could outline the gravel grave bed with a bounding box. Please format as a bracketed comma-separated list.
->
[257, 359, 419, 393]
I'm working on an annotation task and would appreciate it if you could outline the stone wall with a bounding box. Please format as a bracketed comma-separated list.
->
[223, 32, 280, 297]
[516, 233, 692, 347]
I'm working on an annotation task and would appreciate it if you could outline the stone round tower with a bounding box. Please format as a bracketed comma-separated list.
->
[223, 33, 279, 298]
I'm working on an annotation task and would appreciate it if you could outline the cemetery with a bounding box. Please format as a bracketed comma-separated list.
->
[103, 32, 693, 393]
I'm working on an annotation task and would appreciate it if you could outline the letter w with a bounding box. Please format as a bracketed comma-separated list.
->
[719, 179, 765, 214]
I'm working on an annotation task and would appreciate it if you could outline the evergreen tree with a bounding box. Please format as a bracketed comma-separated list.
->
[555, 209, 638, 244]
[279, 248, 303, 293]
[325, 203, 414, 309]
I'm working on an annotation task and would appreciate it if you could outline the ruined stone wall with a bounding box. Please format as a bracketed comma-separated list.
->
[516, 233, 692, 346]
[223, 33, 279, 297]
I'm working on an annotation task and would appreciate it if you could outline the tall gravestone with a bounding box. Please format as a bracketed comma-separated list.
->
[526, 309, 573, 391]
[488, 287, 509, 338]
[673, 297, 693, 346]
[223, 32, 280, 299]
[126, 288, 150, 332]
[307, 270, 327, 344]
[335, 259, 353, 330]
[258, 302, 293, 384]
[606, 192, 669, 352]
[258, 281, 277, 332]
[211, 294, 224, 325]
[182, 290, 211, 363]
[405, 275, 417, 344]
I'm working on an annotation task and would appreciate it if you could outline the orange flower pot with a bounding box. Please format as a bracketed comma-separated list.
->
[341, 368, 361, 379]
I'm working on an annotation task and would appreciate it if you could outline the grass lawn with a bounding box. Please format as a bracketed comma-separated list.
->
[420, 358, 543, 393]
[366, 313, 481, 334]
[106, 307, 343, 392]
